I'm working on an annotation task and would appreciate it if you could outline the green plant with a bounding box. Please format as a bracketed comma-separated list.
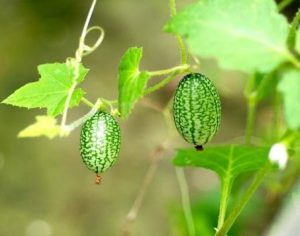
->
[173, 73, 221, 151]
[2, 0, 300, 235]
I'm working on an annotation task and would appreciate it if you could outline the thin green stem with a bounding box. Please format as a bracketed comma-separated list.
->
[255, 63, 284, 102]
[273, 91, 281, 141]
[217, 179, 232, 231]
[148, 64, 189, 77]
[216, 163, 271, 236]
[278, 0, 293, 12]
[287, 8, 300, 51]
[244, 73, 256, 98]
[102, 99, 118, 104]
[245, 96, 257, 145]
[255, 71, 275, 102]
[176, 35, 188, 65]
[287, 53, 300, 68]
[145, 0, 188, 101]
[216, 146, 234, 232]
[282, 130, 299, 146]
[81, 97, 118, 111]
[169, 0, 177, 16]
[169, 0, 188, 64]
[175, 168, 196, 236]
[81, 97, 94, 108]
[144, 72, 177, 95]
[145, 64, 190, 95]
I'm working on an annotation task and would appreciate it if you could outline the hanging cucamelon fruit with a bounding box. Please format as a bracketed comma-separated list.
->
[80, 111, 121, 183]
[173, 73, 221, 151]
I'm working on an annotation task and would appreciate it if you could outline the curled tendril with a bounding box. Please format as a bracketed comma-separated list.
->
[81, 26, 105, 57]
[60, 0, 103, 131]
[75, 26, 105, 60]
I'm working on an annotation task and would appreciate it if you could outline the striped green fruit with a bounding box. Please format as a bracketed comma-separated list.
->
[173, 73, 221, 150]
[80, 111, 121, 173]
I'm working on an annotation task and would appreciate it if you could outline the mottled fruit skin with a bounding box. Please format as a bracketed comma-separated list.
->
[173, 73, 221, 148]
[80, 111, 121, 173]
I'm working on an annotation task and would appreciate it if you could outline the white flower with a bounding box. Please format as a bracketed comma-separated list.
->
[268, 143, 288, 170]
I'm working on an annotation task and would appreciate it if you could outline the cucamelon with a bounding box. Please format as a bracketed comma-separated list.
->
[80, 111, 121, 174]
[173, 73, 221, 150]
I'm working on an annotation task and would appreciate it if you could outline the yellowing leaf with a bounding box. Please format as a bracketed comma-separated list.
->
[18, 116, 61, 139]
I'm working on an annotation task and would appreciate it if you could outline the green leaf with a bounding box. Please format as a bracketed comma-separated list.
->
[277, 69, 300, 130]
[175, 145, 270, 232]
[2, 63, 88, 116]
[174, 145, 269, 179]
[18, 116, 61, 139]
[118, 47, 150, 119]
[165, 0, 293, 73]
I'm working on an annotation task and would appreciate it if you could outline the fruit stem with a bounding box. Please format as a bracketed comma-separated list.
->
[144, 72, 176, 95]
[148, 64, 189, 77]
[95, 174, 102, 185]
[144, 65, 190, 95]
[81, 97, 94, 108]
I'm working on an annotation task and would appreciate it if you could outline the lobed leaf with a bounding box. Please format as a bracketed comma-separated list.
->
[2, 63, 88, 117]
[118, 47, 150, 119]
[277, 69, 300, 130]
[165, 0, 293, 73]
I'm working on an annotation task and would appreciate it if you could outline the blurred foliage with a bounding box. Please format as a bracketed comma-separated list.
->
[167, 190, 267, 236]
[1, 0, 298, 236]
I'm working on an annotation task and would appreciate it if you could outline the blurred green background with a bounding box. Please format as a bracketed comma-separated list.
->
[1, 0, 293, 235]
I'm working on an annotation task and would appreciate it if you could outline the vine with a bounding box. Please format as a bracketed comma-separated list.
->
[2, 0, 300, 235]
